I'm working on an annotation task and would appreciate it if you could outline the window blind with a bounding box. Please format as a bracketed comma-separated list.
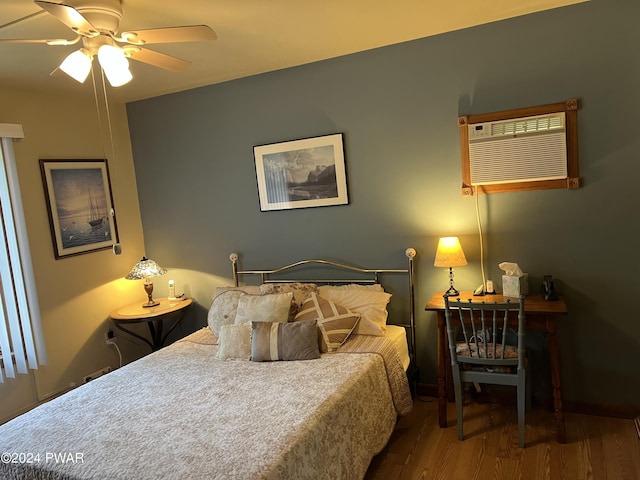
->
[0, 125, 47, 382]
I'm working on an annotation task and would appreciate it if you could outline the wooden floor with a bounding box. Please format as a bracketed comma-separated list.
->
[365, 396, 640, 480]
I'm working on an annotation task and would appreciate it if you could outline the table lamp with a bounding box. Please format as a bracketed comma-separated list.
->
[434, 237, 467, 296]
[125, 256, 167, 307]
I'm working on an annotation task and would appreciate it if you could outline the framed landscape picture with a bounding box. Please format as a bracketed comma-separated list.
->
[253, 133, 349, 211]
[40, 159, 119, 259]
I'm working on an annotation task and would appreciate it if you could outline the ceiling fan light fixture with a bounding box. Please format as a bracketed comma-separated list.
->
[98, 44, 132, 87]
[59, 49, 92, 83]
[11, 1, 217, 88]
[103, 63, 132, 87]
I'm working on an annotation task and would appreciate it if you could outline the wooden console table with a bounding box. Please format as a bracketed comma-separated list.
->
[110, 298, 193, 351]
[425, 291, 568, 443]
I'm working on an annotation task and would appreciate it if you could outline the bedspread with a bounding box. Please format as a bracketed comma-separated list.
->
[0, 332, 411, 480]
[338, 334, 413, 416]
[183, 327, 413, 416]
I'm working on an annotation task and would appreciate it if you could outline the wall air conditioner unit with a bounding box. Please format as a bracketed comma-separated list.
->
[458, 98, 580, 195]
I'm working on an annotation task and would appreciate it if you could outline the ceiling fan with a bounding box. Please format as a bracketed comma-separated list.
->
[0, 0, 217, 87]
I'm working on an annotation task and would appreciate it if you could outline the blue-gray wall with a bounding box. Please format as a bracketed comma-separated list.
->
[127, 0, 640, 406]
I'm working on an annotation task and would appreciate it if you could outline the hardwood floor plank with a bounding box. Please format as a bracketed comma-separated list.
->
[365, 398, 640, 480]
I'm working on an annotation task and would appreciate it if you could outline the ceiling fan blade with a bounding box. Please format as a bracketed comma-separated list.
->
[125, 47, 191, 72]
[120, 25, 216, 45]
[0, 35, 81, 45]
[35, 0, 99, 37]
[0, 38, 58, 44]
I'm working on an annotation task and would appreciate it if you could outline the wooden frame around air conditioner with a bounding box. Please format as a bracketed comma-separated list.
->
[458, 98, 580, 196]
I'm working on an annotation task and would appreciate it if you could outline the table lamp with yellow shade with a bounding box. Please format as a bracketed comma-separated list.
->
[434, 237, 467, 296]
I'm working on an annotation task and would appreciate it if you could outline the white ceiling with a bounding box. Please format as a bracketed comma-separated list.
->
[0, 0, 586, 103]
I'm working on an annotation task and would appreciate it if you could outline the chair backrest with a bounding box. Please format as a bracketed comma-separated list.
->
[443, 295, 526, 370]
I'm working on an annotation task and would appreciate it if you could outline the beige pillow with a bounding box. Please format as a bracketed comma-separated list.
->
[318, 283, 384, 292]
[294, 293, 360, 352]
[207, 290, 245, 337]
[251, 319, 320, 361]
[318, 286, 391, 336]
[234, 292, 293, 325]
[259, 283, 318, 318]
[216, 324, 251, 360]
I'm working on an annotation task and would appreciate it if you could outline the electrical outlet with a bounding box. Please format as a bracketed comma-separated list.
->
[82, 366, 112, 384]
[105, 330, 116, 346]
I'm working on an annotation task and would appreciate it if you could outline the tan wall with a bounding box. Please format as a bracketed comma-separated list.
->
[0, 86, 147, 422]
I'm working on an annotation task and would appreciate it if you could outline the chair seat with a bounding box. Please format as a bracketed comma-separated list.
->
[456, 341, 518, 359]
[461, 363, 517, 373]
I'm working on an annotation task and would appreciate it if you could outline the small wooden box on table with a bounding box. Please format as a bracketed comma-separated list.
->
[425, 291, 568, 443]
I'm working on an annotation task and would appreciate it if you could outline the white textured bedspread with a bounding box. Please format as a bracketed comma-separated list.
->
[0, 331, 411, 480]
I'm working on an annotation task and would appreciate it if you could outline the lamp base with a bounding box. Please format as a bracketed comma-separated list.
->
[142, 281, 158, 308]
[444, 267, 460, 296]
[444, 285, 460, 296]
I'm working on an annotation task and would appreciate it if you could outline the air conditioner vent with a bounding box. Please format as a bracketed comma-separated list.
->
[469, 113, 565, 141]
[469, 134, 567, 185]
[467, 112, 567, 186]
[490, 113, 564, 137]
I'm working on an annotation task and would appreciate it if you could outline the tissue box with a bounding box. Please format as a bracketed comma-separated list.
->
[502, 274, 529, 297]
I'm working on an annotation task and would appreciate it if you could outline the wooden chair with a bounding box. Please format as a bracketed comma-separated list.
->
[443, 294, 527, 447]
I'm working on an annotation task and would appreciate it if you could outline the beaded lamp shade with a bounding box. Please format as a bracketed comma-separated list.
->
[125, 257, 167, 307]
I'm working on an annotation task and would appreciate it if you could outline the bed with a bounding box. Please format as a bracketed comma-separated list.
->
[0, 249, 417, 480]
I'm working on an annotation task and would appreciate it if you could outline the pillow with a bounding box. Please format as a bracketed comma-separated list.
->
[234, 292, 293, 325]
[318, 286, 391, 336]
[207, 290, 245, 337]
[259, 283, 318, 318]
[294, 293, 360, 352]
[251, 319, 320, 361]
[318, 283, 384, 292]
[216, 324, 251, 360]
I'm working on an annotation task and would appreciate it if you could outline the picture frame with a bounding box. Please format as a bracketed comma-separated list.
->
[40, 159, 119, 259]
[253, 133, 349, 211]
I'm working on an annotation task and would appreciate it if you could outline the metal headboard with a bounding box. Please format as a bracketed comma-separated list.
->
[229, 248, 417, 369]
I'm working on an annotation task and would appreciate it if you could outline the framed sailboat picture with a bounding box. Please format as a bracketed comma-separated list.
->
[40, 159, 119, 259]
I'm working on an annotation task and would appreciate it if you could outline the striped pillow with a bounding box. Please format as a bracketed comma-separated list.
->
[251, 319, 320, 361]
[317, 286, 391, 336]
[294, 293, 360, 352]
